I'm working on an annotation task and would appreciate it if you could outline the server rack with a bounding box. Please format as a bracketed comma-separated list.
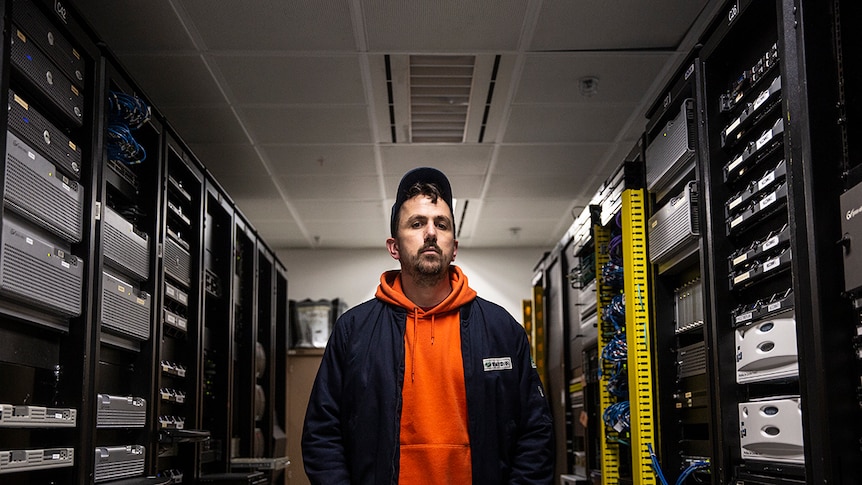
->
[155, 133, 206, 481]
[589, 157, 659, 485]
[564, 204, 600, 482]
[2, 1, 291, 483]
[91, 59, 163, 484]
[200, 179, 235, 477]
[643, 55, 716, 484]
[680, 0, 861, 482]
[535, 243, 575, 479]
[1, 0, 100, 482]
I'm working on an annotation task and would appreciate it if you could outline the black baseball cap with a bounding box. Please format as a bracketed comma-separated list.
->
[390, 167, 455, 237]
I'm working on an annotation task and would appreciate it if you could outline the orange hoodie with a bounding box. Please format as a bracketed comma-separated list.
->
[375, 265, 478, 484]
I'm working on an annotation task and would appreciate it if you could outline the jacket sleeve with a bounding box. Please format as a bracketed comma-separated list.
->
[510, 324, 556, 484]
[301, 317, 352, 485]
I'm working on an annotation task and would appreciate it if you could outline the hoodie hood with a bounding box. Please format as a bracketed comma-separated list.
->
[375, 265, 476, 314]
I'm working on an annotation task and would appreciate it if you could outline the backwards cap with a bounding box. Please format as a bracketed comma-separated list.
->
[390, 167, 455, 237]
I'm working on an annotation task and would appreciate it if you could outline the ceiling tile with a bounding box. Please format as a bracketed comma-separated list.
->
[280, 175, 381, 200]
[160, 105, 249, 144]
[182, 0, 356, 51]
[262, 145, 377, 176]
[464, 217, 561, 248]
[383, 174, 487, 200]
[515, 53, 673, 104]
[187, 143, 260, 177]
[251, 220, 309, 249]
[380, 146, 493, 175]
[75, 0, 195, 51]
[214, 173, 281, 200]
[362, 0, 529, 51]
[114, 55, 225, 106]
[302, 220, 388, 249]
[241, 106, 373, 144]
[503, 104, 637, 143]
[231, 197, 293, 222]
[530, 0, 709, 51]
[485, 173, 584, 198]
[292, 200, 385, 221]
[214, 55, 366, 105]
[495, 144, 612, 174]
[478, 198, 578, 221]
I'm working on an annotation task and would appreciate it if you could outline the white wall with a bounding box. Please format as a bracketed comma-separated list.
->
[275, 247, 549, 322]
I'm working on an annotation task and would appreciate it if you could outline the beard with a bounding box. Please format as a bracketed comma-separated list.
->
[404, 243, 450, 287]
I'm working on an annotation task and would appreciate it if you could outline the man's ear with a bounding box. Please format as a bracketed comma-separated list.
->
[386, 237, 400, 260]
[452, 239, 458, 261]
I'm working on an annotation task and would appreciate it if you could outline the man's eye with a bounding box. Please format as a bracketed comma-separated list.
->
[437, 222, 449, 230]
[411, 221, 423, 228]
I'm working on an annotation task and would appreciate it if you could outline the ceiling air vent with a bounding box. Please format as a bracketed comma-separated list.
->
[409, 55, 475, 143]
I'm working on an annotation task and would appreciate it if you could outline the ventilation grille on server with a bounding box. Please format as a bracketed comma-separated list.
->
[103, 206, 149, 281]
[7, 90, 82, 180]
[96, 394, 146, 428]
[4, 132, 84, 243]
[646, 99, 696, 192]
[164, 236, 191, 286]
[677, 341, 707, 378]
[93, 445, 145, 482]
[0, 216, 82, 317]
[101, 272, 151, 341]
[648, 180, 699, 264]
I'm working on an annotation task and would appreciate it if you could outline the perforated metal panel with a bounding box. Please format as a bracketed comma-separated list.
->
[164, 236, 190, 286]
[4, 132, 83, 242]
[100, 272, 151, 341]
[95, 394, 146, 428]
[0, 216, 82, 317]
[647, 180, 699, 263]
[103, 206, 149, 281]
[93, 445, 145, 482]
[646, 99, 696, 192]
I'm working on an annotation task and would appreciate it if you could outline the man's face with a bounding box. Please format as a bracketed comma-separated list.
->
[387, 195, 457, 283]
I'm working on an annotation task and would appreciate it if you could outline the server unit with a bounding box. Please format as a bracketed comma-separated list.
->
[100, 271, 151, 341]
[8, 24, 84, 127]
[4, 131, 84, 243]
[0, 214, 83, 318]
[645, 98, 696, 194]
[95, 394, 146, 428]
[102, 205, 150, 281]
[0, 448, 75, 474]
[648, 180, 699, 264]
[6, 89, 82, 180]
[93, 445, 146, 482]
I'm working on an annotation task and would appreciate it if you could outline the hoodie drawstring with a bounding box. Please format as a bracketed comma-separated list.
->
[410, 310, 436, 383]
[410, 308, 419, 382]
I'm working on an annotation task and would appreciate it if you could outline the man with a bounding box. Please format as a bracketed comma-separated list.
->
[301, 167, 554, 484]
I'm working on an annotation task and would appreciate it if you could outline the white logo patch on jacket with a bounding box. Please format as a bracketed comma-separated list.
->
[483, 357, 513, 371]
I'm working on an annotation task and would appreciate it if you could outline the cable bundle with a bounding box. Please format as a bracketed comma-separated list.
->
[602, 400, 630, 433]
[647, 442, 711, 485]
[107, 91, 151, 165]
[602, 333, 628, 398]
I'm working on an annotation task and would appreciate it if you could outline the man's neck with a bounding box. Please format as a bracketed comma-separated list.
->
[401, 272, 452, 308]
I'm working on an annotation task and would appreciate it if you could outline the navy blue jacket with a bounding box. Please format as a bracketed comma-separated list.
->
[301, 296, 555, 484]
